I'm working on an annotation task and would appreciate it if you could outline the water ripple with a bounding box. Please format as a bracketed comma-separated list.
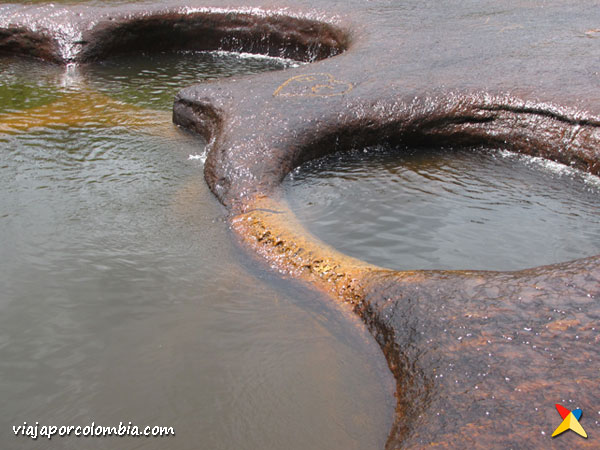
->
[285, 145, 600, 271]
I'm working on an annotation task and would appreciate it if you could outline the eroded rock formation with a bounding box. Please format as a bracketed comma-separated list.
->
[3, 1, 599, 447]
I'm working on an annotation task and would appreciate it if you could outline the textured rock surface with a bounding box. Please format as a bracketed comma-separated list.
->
[0, 2, 348, 63]
[173, 2, 600, 447]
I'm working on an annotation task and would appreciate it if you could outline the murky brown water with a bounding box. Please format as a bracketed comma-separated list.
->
[0, 53, 392, 449]
[285, 145, 600, 271]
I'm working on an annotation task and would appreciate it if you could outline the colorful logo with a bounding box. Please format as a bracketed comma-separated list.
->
[552, 404, 587, 439]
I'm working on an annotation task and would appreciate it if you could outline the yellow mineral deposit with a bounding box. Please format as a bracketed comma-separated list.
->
[231, 194, 425, 305]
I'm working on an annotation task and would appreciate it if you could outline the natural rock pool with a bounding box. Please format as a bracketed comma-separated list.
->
[285, 145, 600, 271]
[2, 1, 600, 448]
[0, 52, 392, 449]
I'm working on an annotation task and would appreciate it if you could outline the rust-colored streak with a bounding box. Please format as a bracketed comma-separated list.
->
[273, 73, 353, 97]
[0, 91, 173, 135]
[231, 195, 427, 304]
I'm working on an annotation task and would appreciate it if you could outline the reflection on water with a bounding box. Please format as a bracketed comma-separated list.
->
[285, 145, 600, 271]
[0, 53, 392, 449]
[0, 58, 64, 115]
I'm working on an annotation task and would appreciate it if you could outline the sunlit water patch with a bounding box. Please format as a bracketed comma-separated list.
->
[0, 54, 391, 450]
[284, 145, 600, 271]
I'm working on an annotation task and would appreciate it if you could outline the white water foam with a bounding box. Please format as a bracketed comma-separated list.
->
[188, 153, 207, 163]
[497, 149, 600, 190]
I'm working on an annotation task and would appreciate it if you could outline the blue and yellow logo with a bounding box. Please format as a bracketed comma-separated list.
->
[552, 404, 587, 439]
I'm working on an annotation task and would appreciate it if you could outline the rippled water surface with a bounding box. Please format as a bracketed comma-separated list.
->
[0, 53, 392, 449]
[285, 146, 600, 271]
[85, 51, 298, 110]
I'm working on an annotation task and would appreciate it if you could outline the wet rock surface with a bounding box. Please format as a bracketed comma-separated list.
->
[0, 2, 348, 63]
[3, 1, 600, 448]
[361, 260, 600, 448]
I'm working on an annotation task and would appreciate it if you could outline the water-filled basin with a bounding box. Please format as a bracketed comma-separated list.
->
[284, 145, 600, 271]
